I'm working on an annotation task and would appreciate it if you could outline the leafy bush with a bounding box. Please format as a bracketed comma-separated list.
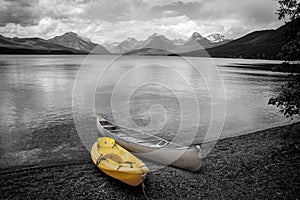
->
[269, 76, 300, 118]
[269, 0, 300, 118]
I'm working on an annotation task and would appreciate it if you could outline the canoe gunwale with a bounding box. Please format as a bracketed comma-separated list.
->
[97, 115, 192, 150]
[96, 115, 202, 171]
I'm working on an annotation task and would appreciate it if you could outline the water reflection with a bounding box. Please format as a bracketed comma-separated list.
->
[0, 55, 294, 169]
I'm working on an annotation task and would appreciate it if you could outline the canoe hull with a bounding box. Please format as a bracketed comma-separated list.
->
[96, 116, 202, 171]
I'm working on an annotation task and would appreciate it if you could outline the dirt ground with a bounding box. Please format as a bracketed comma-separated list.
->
[1, 122, 299, 200]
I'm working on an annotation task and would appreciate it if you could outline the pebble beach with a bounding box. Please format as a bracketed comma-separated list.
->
[1, 122, 299, 199]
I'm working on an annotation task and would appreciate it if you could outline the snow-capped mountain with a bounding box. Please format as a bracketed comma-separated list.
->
[189, 32, 205, 41]
[206, 33, 230, 43]
[0, 20, 291, 59]
[103, 38, 144, 54]
[171, 38, 186, 46]
[103, 32, 231, 55]
[143, 33, 176, 50]
[183, 32, 212, 49]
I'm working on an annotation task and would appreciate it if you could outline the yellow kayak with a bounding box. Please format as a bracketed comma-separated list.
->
[91, 137, 149, 186]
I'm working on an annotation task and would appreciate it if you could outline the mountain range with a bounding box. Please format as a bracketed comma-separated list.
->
[181, 18, 299, 59]
[0, 32, 110, 54]
[0, 34, 87, 54]
[0, 19, 296, 59]
[103, 32, 231, 54]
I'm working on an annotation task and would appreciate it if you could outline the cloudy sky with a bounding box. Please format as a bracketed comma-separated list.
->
[0, 0, 284, 43]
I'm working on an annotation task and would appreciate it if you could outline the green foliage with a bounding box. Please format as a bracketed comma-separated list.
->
[269, 0, 300, 118]
[278, 38, 300, 60]
[277, 0, 300, 61]
[277, 0, 300, 21]
[269, 76, 300, 118]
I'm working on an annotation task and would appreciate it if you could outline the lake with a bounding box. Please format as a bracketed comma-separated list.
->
[0, 55, 294, 169]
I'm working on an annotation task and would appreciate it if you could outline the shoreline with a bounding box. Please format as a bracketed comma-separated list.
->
[0, 120, 296, 174]
[1, 122, 299, 199]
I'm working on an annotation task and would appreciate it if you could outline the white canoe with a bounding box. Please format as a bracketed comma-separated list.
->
[96, 115, 202, 171]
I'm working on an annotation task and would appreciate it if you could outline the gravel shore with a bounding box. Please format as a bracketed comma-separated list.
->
[1, 122, 299, 200]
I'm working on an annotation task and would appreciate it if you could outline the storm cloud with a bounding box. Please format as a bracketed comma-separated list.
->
[151, 1, 205, 19]
[0, 0, 283, 42]
[0, 0, 42, 26]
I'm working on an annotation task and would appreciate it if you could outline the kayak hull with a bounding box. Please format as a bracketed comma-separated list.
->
[91, 137, 148, 186]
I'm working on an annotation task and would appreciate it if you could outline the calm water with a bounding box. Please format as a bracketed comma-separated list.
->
[0, 55, 294, 169]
